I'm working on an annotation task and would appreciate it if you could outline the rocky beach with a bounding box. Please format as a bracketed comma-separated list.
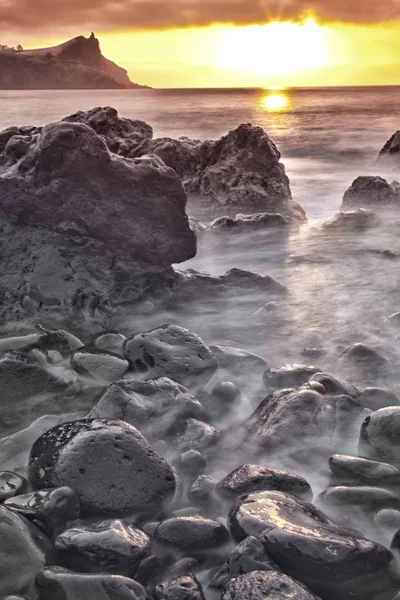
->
[2, 104, 400, 600]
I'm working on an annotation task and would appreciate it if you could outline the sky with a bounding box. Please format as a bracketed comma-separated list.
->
[1, 0, 400, 87]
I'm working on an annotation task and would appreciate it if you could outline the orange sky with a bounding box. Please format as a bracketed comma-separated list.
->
[2, 2, 400, 87]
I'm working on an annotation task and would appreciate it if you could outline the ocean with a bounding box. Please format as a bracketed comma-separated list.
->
[2, 86, 400, 382]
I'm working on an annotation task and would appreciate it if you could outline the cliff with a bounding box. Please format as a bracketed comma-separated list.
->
[0, 33, 147, 90]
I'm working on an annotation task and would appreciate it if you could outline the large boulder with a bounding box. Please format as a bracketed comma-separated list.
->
[61, 107, 306, 222]
[229, 490, 396, 600]
[359, 407, 400, 466]
[221, 571, 321, 600]
[0, 505, 52, 599]
[341, 176, 400, 210]
[0, 116, 196, 325]
[321, 209, 380, 232]
[28, 419, 176, 517]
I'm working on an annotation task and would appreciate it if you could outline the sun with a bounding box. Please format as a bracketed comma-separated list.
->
[261, 92, 290, 111]
[216, 17, 328, 76]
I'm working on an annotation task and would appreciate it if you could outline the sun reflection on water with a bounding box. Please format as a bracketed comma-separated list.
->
[261, 91, 290, 111]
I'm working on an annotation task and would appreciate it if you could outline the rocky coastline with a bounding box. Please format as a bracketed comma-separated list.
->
[1, 107, 400, 599]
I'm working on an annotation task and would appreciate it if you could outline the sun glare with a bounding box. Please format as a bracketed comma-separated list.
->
[261, 92, 289, 111]
[216, 17, 328, 77]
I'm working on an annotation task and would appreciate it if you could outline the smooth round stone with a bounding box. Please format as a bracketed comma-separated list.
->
[213, 382, 241, 404]
[316, 486, 400, 521]
[124, 325, 217, 390]
[36, 567, 146, 600]
[176, 419, 219, 453]
[229, 491, 395, 600]
[154, 574, 205, 600]
[54, 519, 150, 576]
[221, 571, 320, 600]
[359, 388, 400, 411]
[216, 464, 312, 503]
[180, 450, 207, 476]
[359, 407, 400, 465]
[0, 471, 27, 501]
[71, 351, 129, 382]
[4, 486, 80, 535]
[263, 365, 320, 389]
[338, 343, 390, 375]
[0, 506, 52, 599]
[135, 555, 165, 587]
[28, 419, 176, 517]
[329, 454, 400, 486]
[374, 509, 400, 545]
[154, 515, 230, 552]
[93, 333, 127, 356]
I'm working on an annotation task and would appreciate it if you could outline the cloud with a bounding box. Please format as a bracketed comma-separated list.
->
[1, 0, 400, 35]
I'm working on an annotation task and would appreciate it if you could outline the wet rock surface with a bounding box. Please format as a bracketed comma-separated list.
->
[221, 570, 321, 600]
[154, 515, 230, 552]
[28, 419, 176, 517]
[154, 573, 205, 600]
[341, 176, 400, 210]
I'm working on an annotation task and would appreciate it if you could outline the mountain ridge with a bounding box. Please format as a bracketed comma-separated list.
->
[0, 33, 148, 90]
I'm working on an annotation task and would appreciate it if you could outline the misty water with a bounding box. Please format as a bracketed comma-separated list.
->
[3, 86, 400, 394]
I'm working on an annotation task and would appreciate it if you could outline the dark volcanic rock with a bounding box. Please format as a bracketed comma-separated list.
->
[329, 454, 400, 486]
[174, 418, 219, 453]
[0, 505, 52, 599]
[124, 325, 217, 391]
[229, 490, 396, 600]
[154, 574, 205, 600]
[154, 514, 230, 552]
[337, 343, 390, 377]
[36, 566, 146, 600]
[54, 519, 150, 576]
[28, 419, 176, 517]
[263, 364, 320, 389]
[0, 120, 195, 265]
[216, 464, 312, 503]
[89, 377, 207, 441]
[0, 471, 27, 500]
[359, 407, 400, 465]
[210, 212, 290, 230]
[4, 486, 80, 535]
[307, 372, 359, 398]
[379, 130, 400, 164]
[93, 332, 127, 355]
[221, 571, 321, 600]
[341, 176, 400, 210]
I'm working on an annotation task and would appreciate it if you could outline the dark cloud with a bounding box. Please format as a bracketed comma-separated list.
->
[1, 0, 400, 35]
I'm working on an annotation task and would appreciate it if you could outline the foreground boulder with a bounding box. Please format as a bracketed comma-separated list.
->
[0, 505, 52, 599]
[61, 107, 306, 221]
[221, 571, 321, 600]
[359, 407, 400, 465]
[28, 419, 176, 517]
[341, 176, 400, 210]
[229, 490, 396, 599]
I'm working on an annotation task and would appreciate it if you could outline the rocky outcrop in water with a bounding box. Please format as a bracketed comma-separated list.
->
[341, 176, 400, 210]
[63, 107, 306, 221]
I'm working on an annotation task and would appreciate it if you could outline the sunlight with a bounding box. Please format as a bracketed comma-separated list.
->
[261, 92, 290, 111]
[216, 17, 328, 76]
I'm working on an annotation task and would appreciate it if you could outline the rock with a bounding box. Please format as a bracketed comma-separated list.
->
[379, 131, 400, 164]
[221, 571, 321, 600]
[359, 407, 400, 465]
[187, 475, 218, 509]
[168, 557, 200, 577]
[180, 450, 207, 477]
[0, 471, 27, 501]
[219, 269, 286, 294]
[210, 212, 290, 230]
[359, 387, 400, 411]
[341, 176, 400, 210]
[229, 388, 368, 458]
[329, 454, 400, 487]
[199, 382, 241, 423]
[89, 377, 207, 442]
[0, 120, 195, 266]
[315, 486, 400, 528]
[337, 343, 390, 381]
[0, 505, 52, 599]
[307, 372, 359, 398]
[154, 574, 205, 600]
[124, 325, 217, 391]
[321, 209, 380, 231]
[375, 509, 400, 546]
[33, 326, 84, 354]
[71, 351, 129, 382]
[216, 464, 312, 503]
[263, 364, 320, 389]
[229, 490, 396, 600]
[386, 312, 400, 329]
[154, 515, 230, 552]
[175, 419, 219, 453]
[54, 519, 150, 576]
[4, 487, 80, 536]
[92, 332, 127, 356]
[28, 419, 176, 517]
[135, 554, 165, 587]
[0, 354, 69, 436]
[36, 566, 146, 600]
